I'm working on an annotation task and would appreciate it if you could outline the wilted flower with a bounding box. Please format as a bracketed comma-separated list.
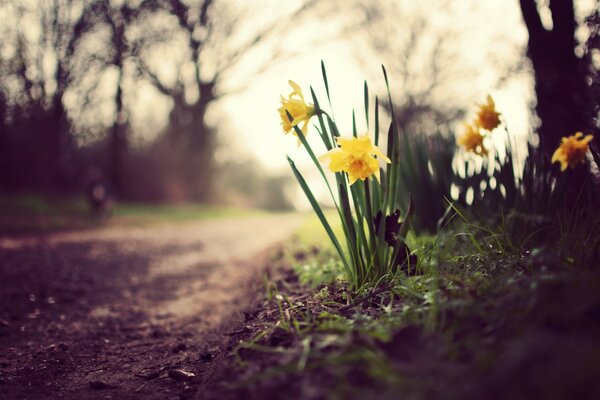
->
[457, 123, 487, 155]
[475, 95, 501, 131]
[278, 80, 316, 138]
[319, 135, 391, 185]
[551, 132, 593, 171]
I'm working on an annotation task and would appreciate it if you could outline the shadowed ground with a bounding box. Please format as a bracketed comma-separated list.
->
[0, 214, 304, 399]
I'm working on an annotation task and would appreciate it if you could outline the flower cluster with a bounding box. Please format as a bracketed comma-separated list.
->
[278, 80, 388, 185]
[457, 95, 501, 155]
[278, 72, 414, 289]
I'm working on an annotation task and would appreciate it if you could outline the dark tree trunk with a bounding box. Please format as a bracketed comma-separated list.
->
[519, 0, 590, 155]
[165, 88, 215, 202]
[49, 94, 71, 192]
[110, 65, 127, 198]
[0, 93, 7, 191]
[107, 7, 129, 199]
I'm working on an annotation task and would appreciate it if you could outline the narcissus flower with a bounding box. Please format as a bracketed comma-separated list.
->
[551, 132, 593, 171]
[319, 135, 391, 185]
[457, 123, 487, 155]
[278, 80, 316, 138]
[475, 95, 501, 131]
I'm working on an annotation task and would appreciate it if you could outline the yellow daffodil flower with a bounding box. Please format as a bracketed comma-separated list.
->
[475, 95, 501, 131]
[319, 135, 391, 185]
[278, 80, 316, 140]
[457, 123, 488, 155]
[551, 132, 593, 171]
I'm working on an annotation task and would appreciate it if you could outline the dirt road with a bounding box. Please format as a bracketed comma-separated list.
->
[0, 214, 304, 399]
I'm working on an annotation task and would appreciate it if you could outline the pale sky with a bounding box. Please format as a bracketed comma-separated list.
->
[214, 0, 533, 174]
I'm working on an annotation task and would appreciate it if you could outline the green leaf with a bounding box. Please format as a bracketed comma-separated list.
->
[288, 157, 349, 271]
[398, 193, 415, 239]
[321, 60, 333, 112]
[339, 182, 358, 286]
[287, 111, 336, 204]
[364, 81, 369, 128]
[382, 64, 396, 122]
[374, 97, 380, 146]
[310, 86, 333, 150]
[349, 181, 371, 282]
[363, 179, 380, 268]
[327, 115, 341, 142]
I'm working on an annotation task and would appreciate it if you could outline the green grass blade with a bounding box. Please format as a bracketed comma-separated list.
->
[326, 115, 340, 146]
[398, 194, 415, 239]
[310, 86, 333, 151]
[382, 64, 396, 122]
[364, 81, 369, 129]
[287, 111, 339, 211]
[288, 157, 349, 271]
[374, 97, 380, 146]
[321, 60, 333, 116]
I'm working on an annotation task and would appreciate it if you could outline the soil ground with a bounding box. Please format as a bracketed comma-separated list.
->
[0, 214, 303, 399]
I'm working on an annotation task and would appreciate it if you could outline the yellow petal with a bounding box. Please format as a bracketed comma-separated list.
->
[329, 154, 348, 172]
[560, 161, 568, 171]
[291, 114, 306, 127]
[551, 148, 561, 164]
[371, 146, 391, 163]
[318, 151, 332, 163]
[288, 80, 304, 100]
[348, 173, 358, 185]
[301, 120, 309, 134]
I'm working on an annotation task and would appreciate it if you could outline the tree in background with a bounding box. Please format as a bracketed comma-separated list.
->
[353, 0, 523, 135]
[0, 0, 98, 191]
[519, 0, 599, 156]
[0, 0, 319, 203]
[129, 0, 318, 201]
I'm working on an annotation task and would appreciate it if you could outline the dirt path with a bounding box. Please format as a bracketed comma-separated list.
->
[0, 214, 304, 399]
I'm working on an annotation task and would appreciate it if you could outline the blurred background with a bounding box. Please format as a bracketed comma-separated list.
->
[0, 0, 597, 214]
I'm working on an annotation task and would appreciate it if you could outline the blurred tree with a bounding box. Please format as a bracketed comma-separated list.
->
[354, 0, 523, 135]
[586, 8, 600, 142]
[0, 0, 320, 201]
[0, 0, 109, 192]
[130, 0, 318, 201]
[519, 0, 598, 155]
[214, 157, 294, 210]
[100, 1, 138, 197]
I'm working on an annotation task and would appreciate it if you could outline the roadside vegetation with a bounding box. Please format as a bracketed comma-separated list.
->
[204, 63, 600, 399]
